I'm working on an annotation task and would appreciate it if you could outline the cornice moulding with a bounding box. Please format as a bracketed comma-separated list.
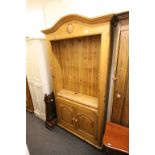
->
[42, 14, 114, 34]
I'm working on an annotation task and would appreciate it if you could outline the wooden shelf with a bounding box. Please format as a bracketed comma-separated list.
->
[57, 89, 98, 109]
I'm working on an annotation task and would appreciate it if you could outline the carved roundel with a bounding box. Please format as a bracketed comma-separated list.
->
[66, 24, 73, 34]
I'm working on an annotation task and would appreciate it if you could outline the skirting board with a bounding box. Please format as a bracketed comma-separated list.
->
[34, 110, 46, 121]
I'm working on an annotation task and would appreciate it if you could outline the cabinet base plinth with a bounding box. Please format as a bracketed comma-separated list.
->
[57, 123, 102, 149]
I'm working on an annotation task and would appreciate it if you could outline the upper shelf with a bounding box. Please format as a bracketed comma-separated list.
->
[57, 89, 98, 109]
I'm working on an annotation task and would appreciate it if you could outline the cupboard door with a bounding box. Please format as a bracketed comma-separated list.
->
[57, 100, 75, 129]
[111, 19, 129, 127]
[76, 107, 97, 140]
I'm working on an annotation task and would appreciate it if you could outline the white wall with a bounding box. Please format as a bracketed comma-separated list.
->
[43, 0, 129, 29]
[26, 0, 129, 37]
[26, 7, 45, 38]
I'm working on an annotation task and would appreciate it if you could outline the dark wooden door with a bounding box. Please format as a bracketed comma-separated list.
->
[26, 78, 34, 113]
[111, 15, 129, 127]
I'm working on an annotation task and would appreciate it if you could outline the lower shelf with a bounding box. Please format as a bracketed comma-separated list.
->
[57, 89, 98, 109]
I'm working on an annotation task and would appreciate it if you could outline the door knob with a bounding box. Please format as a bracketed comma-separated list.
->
[72, 118, 75, 121]
[116, 93, 121, 98]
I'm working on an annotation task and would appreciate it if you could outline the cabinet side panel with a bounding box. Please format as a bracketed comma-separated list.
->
[97, 22, 112, 146]
[50, 41, 62, 92]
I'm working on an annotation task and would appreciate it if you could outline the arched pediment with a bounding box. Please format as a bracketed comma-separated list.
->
[42, 14, 113, 34]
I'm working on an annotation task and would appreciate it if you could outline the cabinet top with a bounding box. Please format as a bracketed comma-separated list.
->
[42, 14, 114, 35]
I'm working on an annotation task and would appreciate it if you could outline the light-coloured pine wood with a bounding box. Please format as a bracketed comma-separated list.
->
[42, 13, 118, 148]
[56, 97, 98, 145]
[76, 106, 98, 140]
[57, 97, 98, 113]
[57, 100, 75, 130]
[50, 42, 62, 93]
[57, 89, 98, 109]
[97, 22, 112, 146]
[51, 35, 100, 97]
[42, 14, 113, 34]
